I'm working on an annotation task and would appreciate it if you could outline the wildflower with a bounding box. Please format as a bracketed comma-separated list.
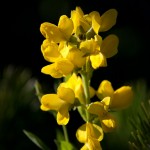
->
[40, 15, 73, 43]
[40, 83, 75, 125]
[96, 80, 134, 110]
[71, 6, 118, 36]
[64, 73, 95, 104]
[80, 34, 119, 69]
[88, 99, 116, 132]
[76, 122, 103, 150]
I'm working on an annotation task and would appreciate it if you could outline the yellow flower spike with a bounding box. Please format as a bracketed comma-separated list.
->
[80, 39, 100, 56]
[99, 9, 118, 32]
[97, 80, 114, 100]
[57, 84, 75, 104]
[41, 39, 62, 62]
[100, 34, 119, 58]
[58, 15, 74, 40]
[110, 86, 134, 110]
[66, 48, 86, 68]
[40, 22, 65, 43]
[76, 123, 103, 150]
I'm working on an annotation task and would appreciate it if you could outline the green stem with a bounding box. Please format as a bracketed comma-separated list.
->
[62, 125, 69, 142]
[81, 71, 91, 122]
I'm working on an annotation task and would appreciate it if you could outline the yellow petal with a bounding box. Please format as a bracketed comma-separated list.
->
[87, 137, 102, 150]
[40, 22, 65, 43]
[97, 80, 114, 100]
[87, 102, 106, 117]
[101, 97, 111, 111]
[41, 39, 61, 62]
[57, 105, 70, 125]
[40, 94, 64, 111]
[56, 59, 74, 76]
[94, 35, 102, 46]
[90, 53, 107, 69]
[76, 123, 87, 143]
[99, 9, 118, 32]
[80, 39, 100, 56]
[100, 34, 119, 58]
[90, 11, 101, 34]
[58, 15, 73, 40]
[41, 64, 63, 78]
[75, 83, 86, 104]
[65, 73, 78, 90]
[67, 48, 86, 68]
[71, 7, 90, 33]
[87, 123, 103, 141]
[101, 114, 116, 132]
[110, 86, 134, 110]
[57, 84, 75, 104]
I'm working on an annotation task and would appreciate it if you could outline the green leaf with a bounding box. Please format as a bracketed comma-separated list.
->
[55, 140, 77, 150]
[23, 130, 49, 150]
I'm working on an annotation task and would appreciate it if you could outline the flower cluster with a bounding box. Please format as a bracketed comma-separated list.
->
[40, 6, 133, 150]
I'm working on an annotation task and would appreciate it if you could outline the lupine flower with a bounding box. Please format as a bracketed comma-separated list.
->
[76, 122, 103, 150]
[96, 80, 134, 110]
[40, 83, 75, 125]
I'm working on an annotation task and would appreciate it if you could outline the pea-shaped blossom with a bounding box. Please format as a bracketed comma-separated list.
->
[96, 80, 134, 110]
[76, 122, 103, 150]
[41, 39, 86, 78]
[40, 83, 75, 125]
[62, 73, 95, 104]
[71, 6, 118, 35]
[80, 34, 119, 69]
[40, 15, 73, 43]
[87, 99, 116, 133]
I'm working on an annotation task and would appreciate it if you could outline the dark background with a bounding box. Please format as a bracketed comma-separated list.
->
[0, 0, 150, 149]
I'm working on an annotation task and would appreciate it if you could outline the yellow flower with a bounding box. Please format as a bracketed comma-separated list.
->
[41, 58, 74, 78]
[76, 122, 103, 150]
[90, 34, 119, 69]
[40, 15, 73, 43]
[40, 83, 75, 125]
[41, 39, 62, 62]
[71, 6, 90, 34]
[87, 100, 116, 132]
[64, 73, 95, 104]
[87, 8, 118, 34]
[71, 7, 118, 35]
[97, 80, 134, 110]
